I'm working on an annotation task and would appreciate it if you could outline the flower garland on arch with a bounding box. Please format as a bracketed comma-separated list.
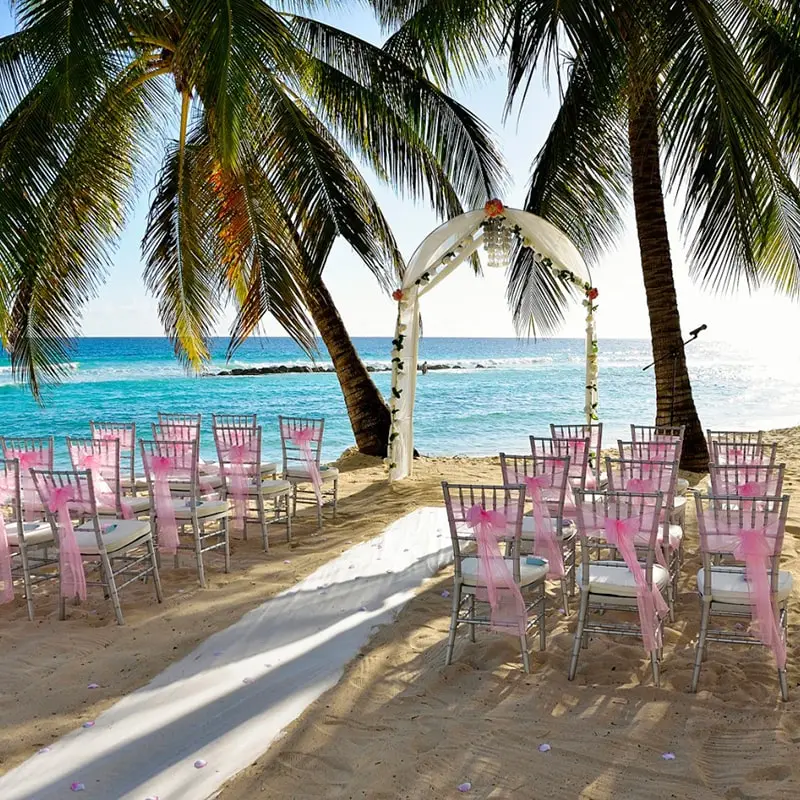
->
[386, 200, 599, 473]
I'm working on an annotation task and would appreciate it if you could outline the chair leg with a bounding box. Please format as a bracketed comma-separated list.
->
[691, 599, 711, 693]
[650, 650, 660, 687]
[445, 585, 461, 666]
[148, 537, 164, 603]
[18, 545, 35, 622]
[292, 484, 298, 518]
[560, 577, 570, 616]
[539, 586, 547, 651]
[568, 591, 589, 680]
[194, 520, 207, 589]
[468, 594, 476, 642]
[222, 516, 231, 573]
[520, 629, 531, 673]
[332, 478, 338, 520]
[102, 552, 125, 626]
[257, 494, 269, 552]
[316, 491, 323, 529]
[285, 493, 292, 542]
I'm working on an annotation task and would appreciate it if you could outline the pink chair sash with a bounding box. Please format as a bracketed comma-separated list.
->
[626, 478, 656, 493]
[521, 475, 564, 578]
[46, 486, 87, 601]
[466, 504, 526, 635]
[603, 516, 668, 653]
[149, 456, 179, 555]
[97, 430, 134, 449]
[731, 527, 786, 668]
[224, 444, 250, 529]
[0, 478, 14, 603]
[290, 428, 323, 505]
[76, 452, 133, 520]
[8, 449, 49, 519]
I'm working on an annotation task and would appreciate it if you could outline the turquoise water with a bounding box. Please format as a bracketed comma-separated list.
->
[0, 337, 796, 465]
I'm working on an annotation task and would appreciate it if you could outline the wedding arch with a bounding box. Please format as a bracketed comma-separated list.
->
[387, 200, 598, 482]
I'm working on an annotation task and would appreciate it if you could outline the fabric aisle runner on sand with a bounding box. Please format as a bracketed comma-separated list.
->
[0, 507, 452, 800]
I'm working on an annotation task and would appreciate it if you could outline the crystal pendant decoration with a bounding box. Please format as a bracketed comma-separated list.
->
[483, 218, 511, 269]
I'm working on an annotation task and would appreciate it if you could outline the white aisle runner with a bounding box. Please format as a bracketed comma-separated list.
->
[0, 507, 451, 800]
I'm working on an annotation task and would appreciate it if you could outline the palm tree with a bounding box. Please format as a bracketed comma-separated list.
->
[0, 1, 504, 455]
[376, 0, 800, 470]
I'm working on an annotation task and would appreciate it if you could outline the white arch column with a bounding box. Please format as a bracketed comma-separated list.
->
[387, 203, 596, 481]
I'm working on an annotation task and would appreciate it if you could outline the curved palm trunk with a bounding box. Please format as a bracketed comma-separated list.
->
[302, 277, 391, 456]
[627, 85, 710, 471]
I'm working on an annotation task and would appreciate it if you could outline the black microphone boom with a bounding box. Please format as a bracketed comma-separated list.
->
[689, 323, 707, 338]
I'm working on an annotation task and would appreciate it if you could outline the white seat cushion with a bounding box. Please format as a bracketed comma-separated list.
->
[460, 556, 548, 588]
[167, 474, 223, 492]
[579, 561, 669, 597]
[697, 566, 793, 604]
[171, 499, 230, 519]
[6, 521, 53, 547]
[672, 495, 687, 513]
[74, 520, 151, 554]
[97, 495, 151, 517]
[676, 477, 689, 495]
[248, 479, 292, 496]
[634, 524, 683, 551]
[521, 516, 576, 540]
[201, 461, 278, 477]
[286, 465, 339, 482]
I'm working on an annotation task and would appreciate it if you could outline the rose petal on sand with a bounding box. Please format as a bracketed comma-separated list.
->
[82, 722, 95, 729]
[441, 590, 450, 598]
[70, 783, 85, 792]
[38, 748, 50, 754]
[283, 560, 291, 565]
[457, 782, 472, 792]
[194, 759, 207, 769]
[538, 743, 551, 752]
[87, 683, 99, 690]
[662, 752, 676, 760]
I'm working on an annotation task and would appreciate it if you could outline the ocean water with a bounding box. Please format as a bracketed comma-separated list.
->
[0, 337, 796, 466]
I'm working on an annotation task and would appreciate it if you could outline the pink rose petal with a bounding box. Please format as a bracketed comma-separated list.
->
[441, 590, 450, 598]
[457, 782, 472, 792]
[82, 721, 95, 729]
[87, 683, 99, 690]
[283, 560, 291, 565]
[194, 759, 207, 769]
[38, 747, 50, 754]
[70, 783, 85, 792]
[538, 743, 551, 753]
[662, 752, 676, 760]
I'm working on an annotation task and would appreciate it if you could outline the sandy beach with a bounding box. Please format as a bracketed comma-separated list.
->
[2, 430, 800, 798]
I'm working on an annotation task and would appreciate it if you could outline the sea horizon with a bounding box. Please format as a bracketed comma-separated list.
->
[0, 336, 796, 465]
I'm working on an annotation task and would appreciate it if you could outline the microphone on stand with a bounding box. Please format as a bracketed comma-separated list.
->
[688, 324, 707, 338]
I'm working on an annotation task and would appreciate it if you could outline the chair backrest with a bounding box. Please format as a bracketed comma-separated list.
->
[442, 482, 526, 584]
[158, 412, 202, 427]
[617, 439, 680, 464]
[0, 436, 55, 517]
[530, 435, 589, 488]
[574, 489, 664, 586]
[709, 462, 785, 498]
[89, 421, 136, 486]
[31, 468, 108, 553]
[631, 424, 686, 444]
[694, 493, 789, 596]
[605, 457, 676, 535]
[152, 421, 201, 444]
[550, 423, 602, 463]
[0, 458, 24, 541]
[66, 436, 123, 514]
[212, 413, 257, 430]
[140, 438, 200, 505]
[499, 452, 572, 519]
[711, 440, 777, 466]
[213, 424, 261, 485]
[707, 429, 763, 450]
[279, 416, 324, 472]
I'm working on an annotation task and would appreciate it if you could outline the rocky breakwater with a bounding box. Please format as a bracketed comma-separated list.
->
[214, 363, 479, 377]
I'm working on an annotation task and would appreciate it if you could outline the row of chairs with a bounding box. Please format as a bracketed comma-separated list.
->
[0, 414, 340, 624]
[442, 424, 792, 700]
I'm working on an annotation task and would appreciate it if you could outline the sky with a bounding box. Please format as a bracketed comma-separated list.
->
[1, 7, 798, 352]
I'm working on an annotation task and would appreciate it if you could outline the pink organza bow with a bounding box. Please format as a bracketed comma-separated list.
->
[604, 515, 668, 653]
[522, 475, 563, 578]
[733, 527, 786, 668]
[226, 443, 250, 529]
[290, 428, 323, 505]
[466, 504, 526, 635]
[98, 430, 133, 449]
[47, 486, 87, 601]
[78, 452, 133, 520]
[626, 478, 656, 493]
[737, 480, 767, 498]
[150, 456, 179, 554]
[0, 479, 14, 603]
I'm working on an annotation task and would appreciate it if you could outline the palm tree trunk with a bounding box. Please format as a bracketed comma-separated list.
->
[301, 277, 391, 456]
[627, 84, 710, 471]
